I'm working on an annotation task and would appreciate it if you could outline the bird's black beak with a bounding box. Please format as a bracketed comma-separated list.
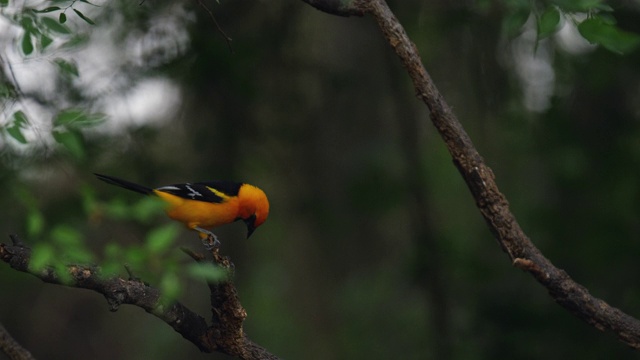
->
[244, 214, 257, 238]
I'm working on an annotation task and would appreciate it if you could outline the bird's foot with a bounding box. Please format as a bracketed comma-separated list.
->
[194, 226, 220, 250]
[202, 234, 221, 250]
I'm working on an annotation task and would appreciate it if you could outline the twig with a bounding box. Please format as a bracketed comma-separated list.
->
[0, 323, 35, 360]
[300, 0, 640, 350]
[195, 0, 233, 52]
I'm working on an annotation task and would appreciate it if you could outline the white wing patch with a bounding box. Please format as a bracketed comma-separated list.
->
[156, 183, 228, 203]
[157, 184, 203, 200]
[185, 184, 203, 199]
[157, 185, 181, 191]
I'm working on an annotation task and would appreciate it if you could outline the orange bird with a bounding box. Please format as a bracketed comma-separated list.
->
[95, 174, 269, 243]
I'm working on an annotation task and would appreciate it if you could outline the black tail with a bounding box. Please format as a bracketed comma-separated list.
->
[94, 173, 153, 195]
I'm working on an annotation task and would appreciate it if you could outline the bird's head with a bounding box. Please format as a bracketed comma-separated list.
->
[238, 184, 270, 238]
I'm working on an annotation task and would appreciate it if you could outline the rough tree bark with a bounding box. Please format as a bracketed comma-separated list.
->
[299, 0, 640, 350]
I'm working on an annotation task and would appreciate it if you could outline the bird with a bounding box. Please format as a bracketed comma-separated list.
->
[94, 173, 269, 246]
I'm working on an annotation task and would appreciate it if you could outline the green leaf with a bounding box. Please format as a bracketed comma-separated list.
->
[54, 108, 105, 127]
[14, 185, 38, 208]
[100, 261, 122, 277]
[6, 112, 29, 143]
[53, 262, 73, 285]
[503, 9, 530, 37]
[186, 263, 227, 282]
[104, 198, 130, 219]
[59, 12, 67, 24]
[54, 58, 80, 77]
[0, 83, 15, 98]
[13, 110, 28, 125]
[73, 9, 96, 25]
[578, 18, 640, 54]
[0, 0, 9, 7]
[29, 243, 55, 271]
[21, 32, 34, 55]
[104, 243, 122, 259]
[551, 0, 602, 12]
[20, 16, 36, 34]
[63, 246, 94, 263]
[42, 16, 70, 34]
[597, 13, 616, 25]
[51, 224, 83, 247]
[49, 225, 94, 263]
[52, 129, 85, 159]
[27, 210, 45, 236]
[595, 3, 614, 12]
[102, 244, 124, 274]
[159, 271, 181, 301]
[81, 185, 98, 214]
[145, 223, 179, 254]
[132, 197, 165, 222]
[538, 6, 561, 39]
[6, 124, 27, 144]
[62, 34, 89, 49]
[40, 33, 54, 50]
[34, 6, 61, 13]
[125, 246, 146, 267]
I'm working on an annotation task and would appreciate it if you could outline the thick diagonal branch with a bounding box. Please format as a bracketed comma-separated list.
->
[301, 0, 640, 349]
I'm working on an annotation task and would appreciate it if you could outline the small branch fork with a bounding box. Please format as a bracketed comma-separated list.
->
[298, 0, 640, 350]
[0, 235, 279, 360]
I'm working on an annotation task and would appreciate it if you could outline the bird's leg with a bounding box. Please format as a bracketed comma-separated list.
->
[194, 226, 221, 249]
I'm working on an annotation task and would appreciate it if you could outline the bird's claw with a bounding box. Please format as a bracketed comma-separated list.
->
[194, 226, 221, 250]
[201, 233, 220, 251]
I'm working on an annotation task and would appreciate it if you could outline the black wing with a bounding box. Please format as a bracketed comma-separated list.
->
[155, 181, 243, 203]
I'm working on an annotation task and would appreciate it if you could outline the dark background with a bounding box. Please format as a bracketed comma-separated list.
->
[1, 0, 640, 359]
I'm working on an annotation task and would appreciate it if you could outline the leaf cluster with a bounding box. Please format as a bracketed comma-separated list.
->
[1, 1, 105, 161]
[2, 108, 106, 160]
[499, 0, 640, 54]
[2, 0, 96, 56]
[24, 188, 227, 302]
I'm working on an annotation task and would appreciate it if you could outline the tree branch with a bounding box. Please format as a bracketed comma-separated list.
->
[195, 0, 233, 51]
[301, 0, 640, 349]
[0, 235, 279, 359]
[0, 323, 35, 360]
[298, 0, 366, 16]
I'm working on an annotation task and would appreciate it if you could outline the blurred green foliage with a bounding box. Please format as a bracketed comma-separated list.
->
[1, 0, 640, 359]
